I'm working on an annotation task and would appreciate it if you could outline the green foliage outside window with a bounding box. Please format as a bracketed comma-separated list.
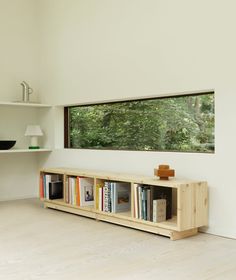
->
[67, 93, 214, 153]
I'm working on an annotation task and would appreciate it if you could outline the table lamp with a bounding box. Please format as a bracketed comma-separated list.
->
[25, 125, 43, 149]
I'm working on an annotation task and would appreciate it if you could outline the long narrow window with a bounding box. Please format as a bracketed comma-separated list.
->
[65, 92, 214, 153]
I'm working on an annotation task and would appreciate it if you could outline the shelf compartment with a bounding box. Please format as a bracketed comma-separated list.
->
[95, 178, 131, 214]
[65, 175, 95, 209]
[40, 172, 64, 200]
[132, 183, 177, 226]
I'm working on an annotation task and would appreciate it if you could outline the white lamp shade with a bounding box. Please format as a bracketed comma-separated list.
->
[25, 125, 43, 136]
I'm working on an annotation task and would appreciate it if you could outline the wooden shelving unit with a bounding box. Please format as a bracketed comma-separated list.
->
[40, 167, 208, 240]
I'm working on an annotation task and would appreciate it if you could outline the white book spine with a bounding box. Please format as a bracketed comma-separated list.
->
[133, 184, 138, 219]
[45, 174, 51, 200]
[72, 178, 76, 206]
[69, 177, 72, 204]
[99, 187, 103, 211]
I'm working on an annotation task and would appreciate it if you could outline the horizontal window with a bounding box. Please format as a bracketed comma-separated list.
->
[65, 92, 214, 153]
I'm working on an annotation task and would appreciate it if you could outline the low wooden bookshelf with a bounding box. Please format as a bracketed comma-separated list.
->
[39, 167, 208, 240]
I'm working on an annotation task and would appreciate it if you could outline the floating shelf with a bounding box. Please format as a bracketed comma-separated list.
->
[0, 148, 52, 154]
[0, 101, 52, 108]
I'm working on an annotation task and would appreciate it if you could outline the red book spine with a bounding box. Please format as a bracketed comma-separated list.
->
[39, 175, 44, 199]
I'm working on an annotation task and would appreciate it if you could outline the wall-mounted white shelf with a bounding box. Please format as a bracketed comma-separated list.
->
[0, 100, 53, 153]
[0, 101, 52, 108]
[0, 148, 52, 154]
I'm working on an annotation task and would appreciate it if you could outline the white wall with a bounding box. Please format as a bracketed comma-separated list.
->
[1, 0, 235, 239]
[0, 0, 40, 200]
[37, 0, 236, 239]
[0, 0, 40, 102]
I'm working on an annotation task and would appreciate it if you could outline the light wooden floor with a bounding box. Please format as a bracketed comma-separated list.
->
[0, 199, 236, 280]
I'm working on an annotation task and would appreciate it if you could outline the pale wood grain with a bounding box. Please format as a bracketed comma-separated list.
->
[40, 168, 208, 240]
[0, 199, 235, 280]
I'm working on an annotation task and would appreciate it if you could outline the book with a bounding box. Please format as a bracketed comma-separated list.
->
[95, 182, 104, 210]
[133, 183, 139, 218]
[99, 186, 103, 211]
[39, 175, 44, 199]
[147, 188, 151, 221]
[78, 177, 94, 206]
[103, 181, 109, 212]
[138, 185, 142, 219]
[153, 199, 166, 223]
[44, 174, 51, 200]
[65, 177, 69, 203]
[141, 187, 147, 220]
[69, 177, 76, 205]
[76, 177, 80, 206]
[110, 182, 114, 213]
[113, 182, 130, 213]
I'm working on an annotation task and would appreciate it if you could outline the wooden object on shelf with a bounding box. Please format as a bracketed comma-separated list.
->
[154, 164, 175, 180]
[40, 167, 208, 241]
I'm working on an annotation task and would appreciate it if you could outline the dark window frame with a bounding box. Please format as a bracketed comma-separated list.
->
[64, 91, 215, 153]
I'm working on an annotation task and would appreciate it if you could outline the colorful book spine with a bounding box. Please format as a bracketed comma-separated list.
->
[103, 181, 109, 212]
[96, 183, 103, 210]
[39, 175, 44, 199]
[141, 188, 147, 220]
[76, 177, 80, 206]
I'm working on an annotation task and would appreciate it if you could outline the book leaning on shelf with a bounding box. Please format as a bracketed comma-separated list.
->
[114, 182, 130, 213]
[79, 177, 94, 207]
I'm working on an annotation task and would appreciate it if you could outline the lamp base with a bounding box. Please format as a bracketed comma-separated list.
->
[28, 146, 40, 149]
